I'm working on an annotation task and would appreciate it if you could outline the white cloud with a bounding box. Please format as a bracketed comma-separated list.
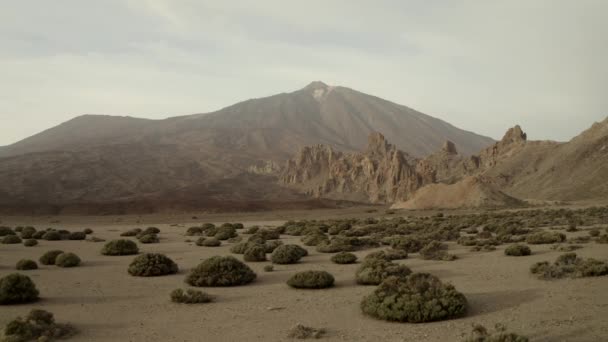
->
[0, 0, 606, 145]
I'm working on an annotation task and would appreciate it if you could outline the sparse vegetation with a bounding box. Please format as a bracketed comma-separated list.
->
[128, 253, 178, 277]
[138, 233, 159, 244]
[170, 289, 213, 304]
[271, 245, 308, 264]
[365, 249, 408, 261]
[361, 273, 467, 322]
[42, 231, 62, 241]
[504, 244, 531, 256]
[244, 245, 267, 262]
[68, 231, 86, 240]
[0, 226, 15, 236]
[186, 256, 256, 287]
[196, 237, 221, 247]
[23, 239, 38, 247]
[464, 324, 529, 342]
[331, 252, 357, 264]
[121, 228, 142, 237]
[287, 271, 335, 289]
[420, 241, 456, 261]
[16, 259, 38, 271]
[2, 309, 75, 341]
[526, 231, 566, 244]
[101, 239, 139, 256]
[264, 265, 274, 272]
[0, 273, 39, 305]
[39, 250, 65, 265]
[55, 253, 81, 268]
[287, 324, 326, 339]
[2, 235, 22, 244]
[531, 253, 608, 279]
[355, 258, 412, 285]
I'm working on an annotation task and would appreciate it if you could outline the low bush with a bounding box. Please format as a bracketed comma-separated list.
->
[55, 253, 81, 268]
[186, 227, 203, 236]
[170, 289, 213, 304]
[526, 231, 566, 244]
[2, 309, 75, 341]
[243, 245, 267, 262]
[39, 250, 64, 265]
[214, 226, 237, 240]
[287, 271, 335, 289]
[138, 233, 159, 244]
[264, 240, 283, 253]
[20, 227, 37, 239]
[264, 265, 274, 272]
[68, 231, 87, 240]
[128, 253, 178, 277]
[23, 239, 38, 247]
[504, 244, 532, 256]
[120, 228, 142, 237]
[0, 226, 14, 236]
[271, 245, 307, 264]
[244, 226, 260, 234]
[420, 241, 456, 261]
[331, 252, 358, 264]
[361, 273, 467, 323]
[101, 239, 139, 256]
[32, 231, 46, 239]
[0, 273, 39, 304]
[464, 324, 529, 342]
[531, 253, 608, 279]
[16, 259, 38, 271]
[84, 228, 93, 234]
[186, 256, 256, 287]
[42, 231, 62, 241]
[355, 258, 412, 285]
[365, 249, 408, 261]
[390, 236, 427, 253]
[2, 235, 22, 244]
[550, 244, 582, 252]
[301, 233, 329, 246]
[588, 228, 600, 237]
[287, 324, 326, 339]
[597, 234, 608, 244]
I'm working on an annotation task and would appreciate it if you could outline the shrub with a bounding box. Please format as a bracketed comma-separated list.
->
[68, 231, 87, 240]
[42, 231, 62, 241]
[121, 228, 142, 237]
[301, 233, 329, 246]
[20, 227, 37, 239]
[101, 239, 139, 256]
[271, 245, 307, 264]
[55, 253, 81, 267]
[331, 252, 358, 264]
[214, 226, 237, 240]
[170, 289, 213, 304]
[287, 271, 335, 289]
[138, 233, 159, 244]
[244, 245, 267, 262]
[2, 235, 22, 244]
[2, 309, 75, 341]
[196, 237, 221, 247]
[470, 245, 497, 252]
[504, 244, 531, 256]
[230, 242, 255, 254]
[420, 241, 456, 261]
[264, 240, 283, 253]
[128, 253, 178, 277]
[390, 236, 427, 253]
[0, 273, 39, 304]
[526, 231, 566, 244]
[355, 258, 412, 285]
[287, 324, 326, 339]
[244, 226, 260, 234]
[16, 259, 38, 271]
[365, 249, 408, 261]
[186, 256, 256, 287]
[39, 250, 64, 265]
[464, 324, 529, 342]
[142, 227, 160, 235]
[264, 265, 274, 272]
[23, 239, 38, 247]
[361, 273, 467, 323]
[0, 226, 14, 236]
[32, 231, 46, 239]
[84, 228, 93, 234]
[597, 234, 608, 244]
[186, 227, 203, 236]
[531, 253, 608, 279]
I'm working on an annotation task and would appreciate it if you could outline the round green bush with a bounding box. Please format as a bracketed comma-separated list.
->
[331, 252, 358, 264]
[264, 240, 283, 253]
[505, 244, 532, 256]
[186, 256, 256, 287]
[365, 249, 408, 261]
[138, 234, 159, 244]
[42, 231, 61, 241]
[2, 235, 22, 244]
[271, 244, 307, 264]
[196, 237, 221, 247]
[419, 241, 455, 261]
[16, 259, 38, 271]
[101, 239, 139, 256]
[186, 227, 203, 236]
[20, 227, 37, 239]
[55, 253, 81, 268]
[0, 226, 15, 236]
[128, 253, 178, 277]
[3, 309, 76, 341]
[84, 228, 93, 234]
[68, 231, 86, 240]
[170, 289, 213, 304]
[39, 250, 65, 265]
[121, 228, 142, 237]
[32, 231, 46, 239]
[287, 271, 335, 289]
[355, 258, 412, 285]
[23, 239, 38, 247]
[214, 226, 237, 240]
[244, 245, 267, 262]
[0, 273, 40, 305]
[526, 231, 566, 244]
[264, 265, 274, 272]
[361, 273, 467, 323]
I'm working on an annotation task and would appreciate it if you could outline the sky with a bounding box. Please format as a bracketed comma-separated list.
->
[1, 0, 607, 146]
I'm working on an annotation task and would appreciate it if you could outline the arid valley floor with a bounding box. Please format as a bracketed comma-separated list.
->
[1, 206, 607, 342]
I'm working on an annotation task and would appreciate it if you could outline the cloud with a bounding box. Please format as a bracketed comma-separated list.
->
[0, 0, 606, 145]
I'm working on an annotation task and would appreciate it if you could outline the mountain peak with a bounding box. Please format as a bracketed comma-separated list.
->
[304, 81, 330, 90]
[501, 125, 527, 145]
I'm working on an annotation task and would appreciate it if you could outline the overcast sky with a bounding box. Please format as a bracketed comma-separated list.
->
[1, 1, 606, 146]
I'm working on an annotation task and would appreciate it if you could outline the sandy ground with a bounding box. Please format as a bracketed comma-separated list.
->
[0, 209, 607, 342]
